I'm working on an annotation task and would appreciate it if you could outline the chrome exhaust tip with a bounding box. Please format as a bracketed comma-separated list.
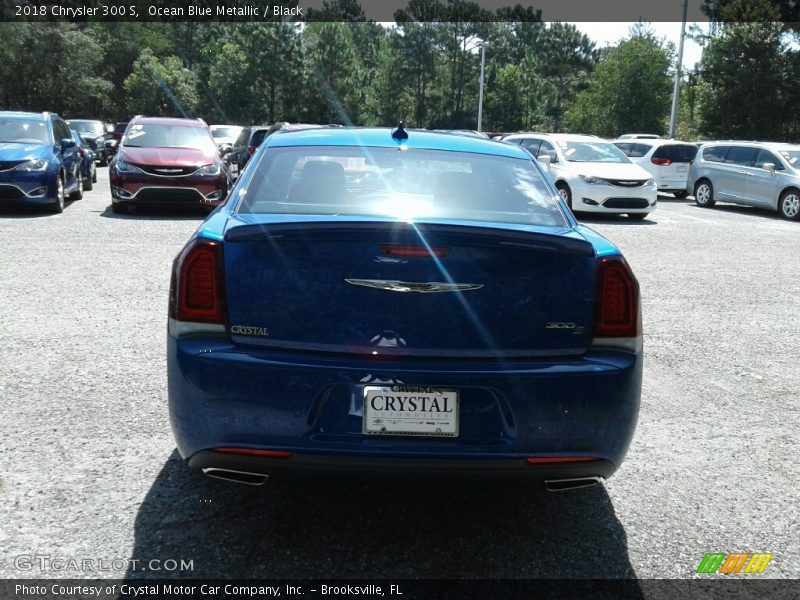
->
[545, 476, 601, 493]
[202, 467, 269, 486]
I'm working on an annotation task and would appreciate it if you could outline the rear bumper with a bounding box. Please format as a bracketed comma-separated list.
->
[189, 450, 616, 485]
[168, 336, 642, 479]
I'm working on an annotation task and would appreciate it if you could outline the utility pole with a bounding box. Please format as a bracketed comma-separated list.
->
[477, 43, 486, 132]
[669, 0, 689, 139]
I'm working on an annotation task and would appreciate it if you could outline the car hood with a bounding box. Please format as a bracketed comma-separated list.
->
[568, 162, 652, 180]
[0, 142, 50, 161]
[119, 146, 216, 167]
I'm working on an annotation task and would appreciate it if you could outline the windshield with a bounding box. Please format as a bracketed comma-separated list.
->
[238, 146, 567, 228]
[0, 117, 50, 144]
[211, 126, 241, 139]
[123, 123, 215, 150]
[68, 120, 104, 136]
[561, 141, 631, 163]
[778, 150, 800, 168]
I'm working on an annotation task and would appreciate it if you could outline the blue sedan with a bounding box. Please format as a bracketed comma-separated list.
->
[167, 126, 642, 491]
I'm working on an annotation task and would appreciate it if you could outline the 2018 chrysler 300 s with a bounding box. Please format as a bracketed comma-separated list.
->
[167, 126, 643, 491]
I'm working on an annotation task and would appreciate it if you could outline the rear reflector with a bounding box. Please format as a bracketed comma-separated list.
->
[651, 157, 671, 166]
[593, 256, 641, 339]
[170, 239, 227, 324]
[381, 244, 450, 258]
[214, 448, 292, 458]
[527, 456, 598, 464]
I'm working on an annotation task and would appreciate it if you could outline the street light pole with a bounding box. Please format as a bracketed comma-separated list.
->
[668, 0, 689, 139]
[477, 42, 486, 132]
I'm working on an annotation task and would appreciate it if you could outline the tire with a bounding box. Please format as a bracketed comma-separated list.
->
[694, 180, 715, 208]
[628, 213, 648, 221]
[84, 172, 94, 191]
[91, 166, 97, 184]
[48, 175, 65, 214]
[673, 190, 688, 199]
[111, 202, 127, 214]
[778, 188, 800, 220]
[556, 182, 572, 209]
[99, 156, 108, 167]
[69, 172, 83, 200]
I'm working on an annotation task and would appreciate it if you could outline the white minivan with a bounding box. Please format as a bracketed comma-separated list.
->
[503, 133, 658, 219]
[614, 139, 698, 198]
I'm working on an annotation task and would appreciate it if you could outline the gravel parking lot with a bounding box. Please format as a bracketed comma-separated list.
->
[1, 168, 798, 580]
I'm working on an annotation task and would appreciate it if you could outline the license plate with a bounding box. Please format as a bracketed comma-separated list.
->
[677, 166, 688, 173]
[362, 385, 459, 437]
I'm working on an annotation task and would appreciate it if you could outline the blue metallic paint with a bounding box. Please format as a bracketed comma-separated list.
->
[168, 128, 640, 480]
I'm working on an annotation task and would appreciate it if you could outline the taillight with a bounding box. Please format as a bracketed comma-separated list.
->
[651, 157, 671, 166]
[169, 239, 227, 325]
[247, 145, 256, 155]
[593, 256, 641, 344]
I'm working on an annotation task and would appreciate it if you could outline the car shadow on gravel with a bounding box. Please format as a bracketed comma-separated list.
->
[575, 213, 658, 226]
[99, 205, 210, 221]
[693, 203, 790, 222]
[124, 451, 643, 585]
[0, 203, 75, 218]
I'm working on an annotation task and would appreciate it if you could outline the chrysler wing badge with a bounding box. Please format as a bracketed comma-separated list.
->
[345, 279, 483, 293]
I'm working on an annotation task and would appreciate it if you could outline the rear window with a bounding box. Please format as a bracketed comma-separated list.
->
[652, 144, 698, 163]
[560, 141, 630, 163]
[703, 146, 729, 163]
[250, 129, 269, 147]
[614, 142, 652, 158]
[237, 146, 567, 227]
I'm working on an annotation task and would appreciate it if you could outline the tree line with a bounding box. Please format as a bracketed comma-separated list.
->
[1, 0, 798, 141]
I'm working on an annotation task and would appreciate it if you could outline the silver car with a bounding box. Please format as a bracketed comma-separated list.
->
[687, 141, 800, 220]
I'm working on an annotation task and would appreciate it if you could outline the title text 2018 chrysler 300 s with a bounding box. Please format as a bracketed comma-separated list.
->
[167, 126, 642, 491]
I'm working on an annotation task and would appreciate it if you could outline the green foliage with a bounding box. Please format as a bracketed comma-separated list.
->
[123, 50, 199, 117]
[566, 25, 672, 137]
[695, 19, 796, 140]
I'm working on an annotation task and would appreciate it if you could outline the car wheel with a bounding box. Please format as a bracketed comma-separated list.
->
[778, 189, 800, 220]
[673, 190, 688, 199]
[111, 202, 127, 215]
[70, 172, 83, 200]
[694, 180, 715, 208]
[628, 213, 648, 221]
[91, 167, 97, 184]
[84, 172, 94, 191]
[49, 175, 65, 214]
[556, 183, 572, 209]
[100, 156, 108, 167]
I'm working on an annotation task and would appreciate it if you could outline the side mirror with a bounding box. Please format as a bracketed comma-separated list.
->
[61, 138, 76, 149]
[538, 155, 551, 168]
[763, 162, 776, 173]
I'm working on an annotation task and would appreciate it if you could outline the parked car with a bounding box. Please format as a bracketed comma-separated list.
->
[503, 133, 658, 219]
[0, 111, 83, 213]
[104, 121, 129, 159]
[224, 126, 267, 180]
[226, 123, 325, 180]
[209, 124, 242, 156]
[70, 128, 96, 191]
[168, 126, 643, 490]
[614, 139, 698, 198]
[66, 119, 112, 166]
[687, 141, 800, 220]
[617, 133, 661, 140]
[109, 116, 229, 214]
